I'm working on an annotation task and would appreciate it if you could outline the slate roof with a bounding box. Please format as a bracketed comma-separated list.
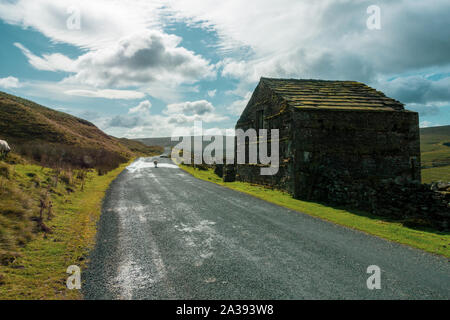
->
[261, 78, 404, 111]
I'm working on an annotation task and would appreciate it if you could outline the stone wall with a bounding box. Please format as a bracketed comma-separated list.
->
[235, 161, 293, 191]
[301, 166, 450, 230]
[291, 108, 421, 196]
[235, 80, 295, 193]
[226, 161, 449, 230]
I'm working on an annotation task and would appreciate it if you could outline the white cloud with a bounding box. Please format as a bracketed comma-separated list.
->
[207, 89, 217, 97]
[104, 99, 228, 138]
[377, 76, 450, 105]
[14, 43, 76, 72]
[166, 113, 227, 125]
[165, 0, 450, 87]
[61, 30, 215, 88]
[165, 100, 228, 125]
[4, 2, 215, 102]
[107, 100, 152, 129]
[420, 121, 441, 128]
[0, 76, 21, 89]
[4, 1, 450, 92]
[166, 100, 215, 116]
[0, 0, 163, 50]
[65, 89, 145, 100]
[15, 30, 215, 90]
[227, 91, 252, 116]
[129, 100, 151, 114]
[6, 0, 449, 103]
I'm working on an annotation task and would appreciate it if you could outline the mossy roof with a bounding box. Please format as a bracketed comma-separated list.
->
[261, 78, 404, 111]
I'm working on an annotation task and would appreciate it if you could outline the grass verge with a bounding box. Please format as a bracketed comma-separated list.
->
[0, 161, 130, 300]
[422, 165, 450, 184]
[180, 165, 450, 258]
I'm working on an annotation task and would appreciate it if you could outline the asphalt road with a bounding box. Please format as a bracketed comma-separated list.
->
[83, 157, 450, 300]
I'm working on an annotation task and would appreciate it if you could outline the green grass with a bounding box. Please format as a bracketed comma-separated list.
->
[180, 165, 450, 258]
[0, 161, 130, 300]
[420, 125, 450, 182]
[422, 165, 450, 184]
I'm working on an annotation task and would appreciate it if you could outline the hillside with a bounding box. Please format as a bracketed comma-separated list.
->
[0, 92, 163, 292]
[0, 91, 131, 153]
[0, 91, 161, 171]
[137, 137, 179, 148]
[118, 138, 163, 156]
[420, 125, 450, 168]
[420, 125, 450, 183]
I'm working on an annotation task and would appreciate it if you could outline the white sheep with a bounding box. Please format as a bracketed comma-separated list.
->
[0, 140, 11, 158]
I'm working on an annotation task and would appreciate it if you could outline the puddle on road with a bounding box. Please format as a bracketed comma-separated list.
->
[126, 158, 179, 173]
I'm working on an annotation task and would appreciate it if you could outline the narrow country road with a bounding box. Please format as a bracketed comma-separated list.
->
[83, 157, 450, 300]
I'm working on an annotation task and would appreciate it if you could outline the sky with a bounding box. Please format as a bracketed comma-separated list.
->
[0, 0, 449, 138]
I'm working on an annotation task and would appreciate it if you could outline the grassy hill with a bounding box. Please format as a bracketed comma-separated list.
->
[0, 91, 162, 172]
[420, 125, 450, 183]
[137, 137, 179, 148]
[0, 91, 129, 152]
[118, 138, 163, 156]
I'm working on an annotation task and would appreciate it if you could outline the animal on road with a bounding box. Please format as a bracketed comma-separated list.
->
[0, 140, 11, 159]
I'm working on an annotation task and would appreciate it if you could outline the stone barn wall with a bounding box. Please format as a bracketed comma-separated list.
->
[235, 80, 295, 193]
[291, 108, 421, 199]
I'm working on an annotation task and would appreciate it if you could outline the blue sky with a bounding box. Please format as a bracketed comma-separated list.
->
[0, 0, 449, 138]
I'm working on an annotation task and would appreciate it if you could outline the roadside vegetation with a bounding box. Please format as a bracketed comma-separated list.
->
[179, 165, 450, 258]
[0, 144, 159, 299]
[422, 165, 450, 184]
[0, 155, 131, 299]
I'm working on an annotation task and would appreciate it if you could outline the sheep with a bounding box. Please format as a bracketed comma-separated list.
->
[0, 140, 11, 158]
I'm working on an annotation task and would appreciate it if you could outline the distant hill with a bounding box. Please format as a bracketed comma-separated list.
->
[0, 91, 160, 171]
[137, 137, 179, 148]
[420, 125, 450, 168]
[420, 125, 450, 183]
[118, 138, 163, 156]
[137, 136, 235, 153]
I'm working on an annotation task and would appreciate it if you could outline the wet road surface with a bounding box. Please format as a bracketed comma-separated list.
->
[83, 157, 450, 300]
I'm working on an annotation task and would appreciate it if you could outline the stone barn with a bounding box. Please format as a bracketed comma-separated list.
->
[235, 77, 421, 201]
